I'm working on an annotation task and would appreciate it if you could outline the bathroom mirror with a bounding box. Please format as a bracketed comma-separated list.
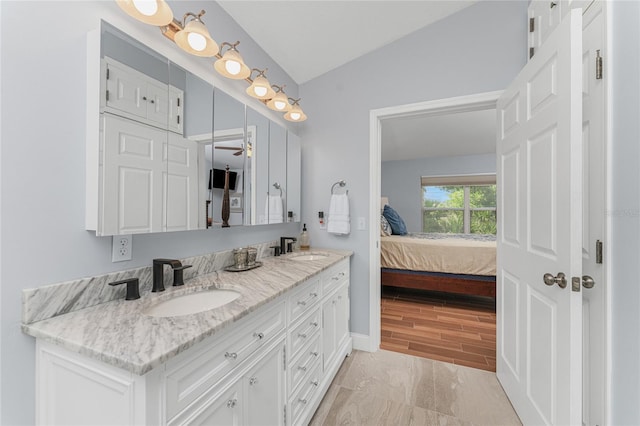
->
[287, 132, 302, 223]
[211, 88, 246, 227]
[266, 122, 287, 224]
[246, 107, 269, 225]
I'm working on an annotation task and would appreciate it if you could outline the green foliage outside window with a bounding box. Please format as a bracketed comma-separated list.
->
[423, 184, 496, 234]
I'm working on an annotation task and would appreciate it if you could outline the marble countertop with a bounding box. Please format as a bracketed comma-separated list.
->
[22, 249, 351, 375]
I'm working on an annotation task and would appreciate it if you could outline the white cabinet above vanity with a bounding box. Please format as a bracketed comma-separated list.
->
[25, 251, 352, 426]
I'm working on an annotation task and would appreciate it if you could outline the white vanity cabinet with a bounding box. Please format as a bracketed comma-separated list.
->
[34, 258, 351, 426]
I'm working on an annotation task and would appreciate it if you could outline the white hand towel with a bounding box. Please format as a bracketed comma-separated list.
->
[328, 193, 350, 235]
[265, 194, 283, 223]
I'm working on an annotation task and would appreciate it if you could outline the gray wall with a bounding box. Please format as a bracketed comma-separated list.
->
[381, 154, 496, 232]
[299, 0, 527, 336]
[609, 1, 640, 423]
[0, 1, 299, 424]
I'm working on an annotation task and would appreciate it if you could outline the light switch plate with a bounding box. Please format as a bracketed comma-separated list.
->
[112, 235, 132, 262]
[357, 217, 366, 230]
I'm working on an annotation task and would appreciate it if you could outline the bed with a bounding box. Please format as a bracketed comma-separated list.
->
[380, 232, 497, 298]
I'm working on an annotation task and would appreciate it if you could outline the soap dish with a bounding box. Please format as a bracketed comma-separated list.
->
[224, 261, 263, 272]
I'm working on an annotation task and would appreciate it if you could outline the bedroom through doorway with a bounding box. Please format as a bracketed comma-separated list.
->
[375, 92, 500, 372]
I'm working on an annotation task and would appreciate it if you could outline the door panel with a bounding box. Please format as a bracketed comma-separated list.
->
[497, 9, 582, 425]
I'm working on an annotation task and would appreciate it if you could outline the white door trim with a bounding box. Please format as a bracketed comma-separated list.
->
[365, 90, 503, 353]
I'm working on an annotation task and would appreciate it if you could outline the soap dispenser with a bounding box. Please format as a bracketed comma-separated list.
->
[299, 223, 310, 251]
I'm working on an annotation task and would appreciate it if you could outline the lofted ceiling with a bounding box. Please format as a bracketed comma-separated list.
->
[381, 108, 497, 162]
[218, 1, 477, 84]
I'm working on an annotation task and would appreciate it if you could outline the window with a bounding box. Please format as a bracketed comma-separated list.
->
[422, 175, 496, 234]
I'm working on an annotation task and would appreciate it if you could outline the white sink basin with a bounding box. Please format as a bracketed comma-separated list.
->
[144, 289, 241, 317]
[290, 253, 329, 261]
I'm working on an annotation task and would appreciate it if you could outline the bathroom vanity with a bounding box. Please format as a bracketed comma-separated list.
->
[23, 251, 351, 425]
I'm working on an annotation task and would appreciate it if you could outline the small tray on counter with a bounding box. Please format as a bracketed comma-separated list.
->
[224, 261, 263, 272]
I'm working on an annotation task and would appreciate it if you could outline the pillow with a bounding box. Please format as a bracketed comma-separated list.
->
[382, 205, 408, 235]
[380, 215, 391, 237]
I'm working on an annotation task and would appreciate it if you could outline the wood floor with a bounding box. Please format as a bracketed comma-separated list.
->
[381, 286, 497, 372]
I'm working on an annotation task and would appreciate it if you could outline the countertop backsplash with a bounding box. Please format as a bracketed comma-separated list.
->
[22, 240, 278, 325]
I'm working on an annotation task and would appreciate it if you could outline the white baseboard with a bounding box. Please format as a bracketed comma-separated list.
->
[351, 333, 377, 352]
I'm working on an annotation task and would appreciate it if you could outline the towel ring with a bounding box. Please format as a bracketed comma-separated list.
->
[331, 180, 348, 195]
[270, 182, 283, 197]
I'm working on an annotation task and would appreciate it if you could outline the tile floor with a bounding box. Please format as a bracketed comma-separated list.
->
[310, 349, 521, 425]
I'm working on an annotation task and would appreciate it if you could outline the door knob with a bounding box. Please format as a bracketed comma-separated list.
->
[582, 275, 595, 289]
[543, 272, 567, 288]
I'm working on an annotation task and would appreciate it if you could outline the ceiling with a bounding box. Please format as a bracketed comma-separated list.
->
[381, 108, 497, 162]
[218, 1, 477, 84]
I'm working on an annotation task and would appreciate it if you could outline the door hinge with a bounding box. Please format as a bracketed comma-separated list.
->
[571, 276, 581, 292]
[177, 115, 180, 124]
[529, 17, 535, 33]
[283, 346, 286, 369]
[529, 47, 535, 59]
[106, 67, 110, 80]
[177, 97, 180, 107]
[596, 49, 603, 80]
[106, 90, 109, 102]
[284, 405, 287, 424]
[596, 240, 603, 264]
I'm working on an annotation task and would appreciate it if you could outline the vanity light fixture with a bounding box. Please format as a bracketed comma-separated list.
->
[116, 1, 308, 122]
[116, 0, 174, 26]
[246, 69, 276, 100]
[267, 85, 292, 112]
[214, 41, 251, 80]
[174, 10, 219, 57]
[284, 99, 307, 122]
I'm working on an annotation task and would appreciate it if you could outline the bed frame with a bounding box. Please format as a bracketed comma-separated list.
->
[381, 268, 496, 298]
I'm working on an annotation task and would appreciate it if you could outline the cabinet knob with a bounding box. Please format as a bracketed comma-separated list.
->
[298, 366, 307, 371]
[142, 96, 147, 101]
[298, 333, 307, 339]
[311, 351, 319, 357]
[297, 300, 307, 306]
[249, 377, 259, 386]
[254, 332, 264, 340]
[225, 352, 238, 360]
[298, 398, 308, 404]
[311, 380, 319, 387]
[149, 99, 155, 104]
[227, 398, 237, 408]
[310, 292, 318, 297]
[310, 322, 318, 327]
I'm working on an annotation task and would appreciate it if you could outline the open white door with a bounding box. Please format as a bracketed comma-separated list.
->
[497, 9, 583, 425]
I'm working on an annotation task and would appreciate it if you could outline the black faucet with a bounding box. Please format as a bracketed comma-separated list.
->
[173, 264, 193, 286]
[109, 278, 140, 300]
[280, 237, 297, 254]
[152, 259, 183, 292]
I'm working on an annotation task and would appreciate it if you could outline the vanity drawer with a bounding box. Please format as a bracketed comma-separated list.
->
[289, 362, 322, 426]
[288, 279, 320, 323]
[288, 334, 321, 394]
[322, 259, 349, 295]
[288, 308, 321, 358]
[165, 302, 285, 420]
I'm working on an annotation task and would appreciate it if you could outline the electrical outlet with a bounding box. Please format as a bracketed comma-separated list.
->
[112, 235, 132, 262]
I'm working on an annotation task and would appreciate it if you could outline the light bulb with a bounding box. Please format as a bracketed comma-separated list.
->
[225, 60, 241, 75]
[187, 32, 207, 52]
[274, 100, 286, 110]
[133, 0, 158, 16]
[254, 86, 267, 97]
[290, 112, 301, 121]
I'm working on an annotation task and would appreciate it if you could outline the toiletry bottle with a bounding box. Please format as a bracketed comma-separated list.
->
[300, 223, 310, 251]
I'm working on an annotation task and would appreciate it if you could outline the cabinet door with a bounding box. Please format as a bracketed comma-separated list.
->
[102, 114, 166, 235]
[186, 383, 243, 426]
[165, 133, 199, 232]
[335, 284, 350, 349]
[322, 296, 337, 371]
[105, 61, 147, 119]
[145, 80, 169, 127]
[244, 343, 285, 426]
[168, 85, 183, 134]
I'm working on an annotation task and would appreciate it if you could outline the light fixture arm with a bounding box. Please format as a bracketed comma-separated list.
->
[249, 68, 268, 79]
[288, 97, 301, 105]
[220, 41, 241, 52]
[272, 84, 286, 93]
[182, 10, 206, 27]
